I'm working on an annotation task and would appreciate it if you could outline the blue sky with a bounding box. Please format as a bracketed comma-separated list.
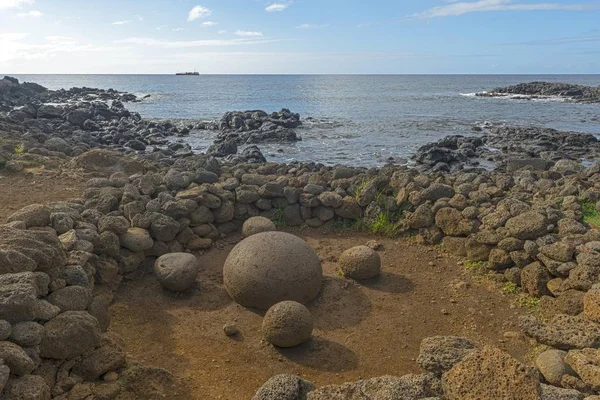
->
[1, 0, 599, 73]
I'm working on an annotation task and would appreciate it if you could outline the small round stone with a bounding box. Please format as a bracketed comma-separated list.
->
[339, 245, 381, 280]
[223, 324, 239, 337]
[262, 301, 313, 348]
[242, 216, 276, 238]
[154, 253, 200, 292]
[0, 320, 12, 341]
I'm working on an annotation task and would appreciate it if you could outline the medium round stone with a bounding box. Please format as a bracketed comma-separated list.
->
[262, 301, 313, 348]
[223, 231, 322, 310]
[339, 245, 381, 280]
[154, 253, 200, 292]
[242, 216, 276, 238]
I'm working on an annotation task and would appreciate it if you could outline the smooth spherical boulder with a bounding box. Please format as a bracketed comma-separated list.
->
[262, 301, 313, 348]
[223, 231, 322, 310]
[154, 253, 199, 292]
[339, 245, 381, 280]
[242, 216, 276, 238]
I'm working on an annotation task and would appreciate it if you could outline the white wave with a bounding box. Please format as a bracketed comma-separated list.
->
[459, 92, 478, 97]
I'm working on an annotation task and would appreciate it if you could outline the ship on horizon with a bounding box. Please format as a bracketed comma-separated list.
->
[175, 70, 200, 76]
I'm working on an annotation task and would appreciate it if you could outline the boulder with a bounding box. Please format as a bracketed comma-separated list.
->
[417, 336, 476, 375]
[0, 226, 66, 274]
[46, 285, 92, 311]
[334, 197, 362, 220]
[71, 149, 144, 175]
[536, 349, 575, 386]
[3, 374, 50, 400]
[154, 253, 200, 292]
[583, 284, 600, 323]
[9, 321, 44, 347]
[39, 311, 101, 359]
[308, 374, 442, 400]
[338, 245, 381, 280]
[119, 228, 154, 252]
[262, 301, 313, 348]
[505, 211, 548, 240]
[73, 334, 126, 381]
[242, 216, 276, 238]
[0, 341, 35, 376]
[6, 204, 50, 228]
[520, 314, 600, 350]
[435, 208, 476, 237]
[442, 346, 540, 399]
[565, 348, 600, 391]
[253, 374, 314, 400]
[223, 232, 322, 309]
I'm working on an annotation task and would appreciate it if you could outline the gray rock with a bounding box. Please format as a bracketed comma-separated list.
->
[417, 336, 476, 375]
[334, 196, 362, 220]
[9, 322, 44, 347]
[520, 314, 600, 350]
[3, 374, 50, 400]
[262, 301, 313, 348]
[505, 211, 548, 240]
[421, 183, 455, 202]
[253, 374, 314, 400]
[540, 384, 585, 400]
[309, 374, 442, 400]
[39, 311, 101, 359]
[73, 334, 126, 381]
[6, 204, 51, 228]
[0, 320, 11, 340]
[119, 227, 154, 252]
[150, 213, 180, 242]
[98, 216, 129, 235]
[536, 349, 576, 386]
[47, 286, 92, 312]
[154, 253, 200, 292]
[0, 341, 35, 375]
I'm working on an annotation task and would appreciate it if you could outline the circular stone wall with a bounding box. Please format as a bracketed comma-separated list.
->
[223, 231, 322, 310]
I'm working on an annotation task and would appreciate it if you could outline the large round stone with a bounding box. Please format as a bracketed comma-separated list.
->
[154, 253, 200, 292]
[339, 245, 381, 280]
[262, 301, 313, 348]
[223, 232, 322, 309]
[242, 216, 276, 238]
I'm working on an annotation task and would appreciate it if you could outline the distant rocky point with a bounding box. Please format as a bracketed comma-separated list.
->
[476, 81, 600, 103]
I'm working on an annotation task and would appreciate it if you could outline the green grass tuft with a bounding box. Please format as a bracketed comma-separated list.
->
[464, 260, 487, 275]
[580, 200, 600, 228]
[517, 295, 540, 309]
[273, 207, 285, 227]
[13, 143, 24, 155]
[502, 282, 520, 295]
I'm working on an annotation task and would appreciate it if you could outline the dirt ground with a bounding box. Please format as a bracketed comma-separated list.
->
[0, 169, 87, 222]
[110, 228, 536, 400]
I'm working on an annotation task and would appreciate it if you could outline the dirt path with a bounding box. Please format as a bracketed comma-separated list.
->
[0, 169, 87, 222]
[110, 228, 535, 400]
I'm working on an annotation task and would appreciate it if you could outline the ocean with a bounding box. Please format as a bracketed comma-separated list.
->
[6, 74, 600, 166]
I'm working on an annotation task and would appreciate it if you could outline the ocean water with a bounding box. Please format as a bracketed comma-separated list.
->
[7, 74, 600, 166]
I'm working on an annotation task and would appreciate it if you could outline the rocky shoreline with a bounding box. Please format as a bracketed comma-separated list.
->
[2, 76, 600, 399]
[476, 81, 600, 103]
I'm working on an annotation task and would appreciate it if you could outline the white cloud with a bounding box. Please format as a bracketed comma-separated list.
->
[0, 0, 34, 10]
[188, 5, 211, 21]
[201, 21, 218, 27]
[16, 9, 41, 17]
[156, 25, 168, 30]
[414, 0, 599, 18]
[218, 30, 227, 34]
[45, 36, 75, 44]
[235, 30, 263, 37]
[112, 20, 131, 25]
[116, 37, 275, 48]
[297, 23, 329, 29]
[265, 2, 292, 12]
[173, 28, 184, 32]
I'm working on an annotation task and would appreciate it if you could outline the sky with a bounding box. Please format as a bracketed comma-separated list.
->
[1, 0, 600, 74]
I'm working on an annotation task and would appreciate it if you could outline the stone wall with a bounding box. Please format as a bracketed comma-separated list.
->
[2, 149, 600, 398]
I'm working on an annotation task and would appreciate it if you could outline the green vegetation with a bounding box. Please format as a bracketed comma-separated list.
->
[273, 207, 285, 227]
[464, 260, 487, 275]
[502, 282, 520, 295]
[13, 143, 24, 155]
[353, 178, 373, 202]
[517, 295, 540, 309]
[366, 212, 400, 236]
[580, 200, 600, 228]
